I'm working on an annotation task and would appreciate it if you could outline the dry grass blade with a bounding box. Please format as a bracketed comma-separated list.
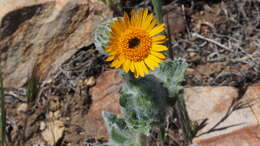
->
[192, 33, 233, 52]
[152, 0, 163, 24]
[21, 69, 40, 144]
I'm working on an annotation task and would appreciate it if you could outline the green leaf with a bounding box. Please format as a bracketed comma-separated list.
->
[102, 111, 138, 146]
[111, 127, 129, 144]
[119, 74, 169, 134]
[94, 18, 118, 55]
[152, 59, 187, 97]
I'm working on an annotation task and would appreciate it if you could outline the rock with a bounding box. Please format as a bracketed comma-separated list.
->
[195, 63, 225, 77]
[40, 121, 46, 131]
[163, 5, 186, 36]
[16, 103, 28, 114]
[240, 84, 260, 122]
[86, 70, 122, 139]
[184, 86, 239, 125]
[41, 120, 65, 145]
[49, 111, 61, 119]
[195, 125, 260, 146]
[78, 76, 96, 87]
[49, 96, 61, 112]
[185, 85, 260, 146]
[85, 76, 96, 87]
[0, 0, 112, 88]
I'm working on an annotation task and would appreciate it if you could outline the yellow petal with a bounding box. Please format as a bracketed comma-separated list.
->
[152, 35, 167, 43]
[123, 59, 131, 72]
[151, 51, 166, 59]
[108, 39, 117, 44]
[117, 19, 127, 31]
[146, 19, 157, 32]
[141, 8, 149, 26]
[111, 60, 122, 68]
[110, 22, 121, 33]
[117, 19, 125, 31]
[109, 51, 117, 56]
[121, 18, 129, 31]
[129, 61, 135, 72]
[106, 56, 114, 61]
[145, 56, 159, 70]
[131, 9, 137, 26]
[148, 55, 162, 63]
[149, 24, 165, 37]
[142, 14, 154, 28]
[134, 70, 139, 78]
[110, 32, 118, 38]
[134, 62, 141, 77]
[110, 27, 120, 37]
[123, 12, 130, 27]
[137, 62, 145, 77]
[152, 44, 168, 52]
[140, 61, 149, 75]
[144, 58, 155, 70]
[137, 8, 143, 27]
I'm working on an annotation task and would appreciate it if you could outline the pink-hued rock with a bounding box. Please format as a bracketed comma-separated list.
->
[85, 70, 123, 138]
[184, 86, 242, 137]
[185, 84, 260, 146]
[195, 125, 260, 146]
[0, 0, 112, 88]
[184, 86, 239, 122]
[240, 84, 260, 122]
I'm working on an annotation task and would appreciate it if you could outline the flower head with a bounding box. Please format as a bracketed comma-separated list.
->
[105, 8, 168, 78]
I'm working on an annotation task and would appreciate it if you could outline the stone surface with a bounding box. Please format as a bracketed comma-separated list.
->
[184, 86, 239, 123]
[185, 85, 260, 146]
[240, 84, 260, 122]
[195, 125, 260, 146]
[86, 70, 123, 138]
[16, 103, 28, 114]
[163, 5, 186, 36]
[41, 120, 65, 145]
[0, 0, 112, 88]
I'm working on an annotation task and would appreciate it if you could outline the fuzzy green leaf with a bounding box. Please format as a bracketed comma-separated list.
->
[153, 59, 187, 97]
[94, 18, 117, 55]
[120, 74, 169, 134]
[102, 111, 139, 146]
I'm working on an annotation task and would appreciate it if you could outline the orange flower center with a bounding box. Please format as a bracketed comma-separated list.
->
[119, 29, 152, 62]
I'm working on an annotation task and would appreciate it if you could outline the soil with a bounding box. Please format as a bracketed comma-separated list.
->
[4, 0, 260, 145]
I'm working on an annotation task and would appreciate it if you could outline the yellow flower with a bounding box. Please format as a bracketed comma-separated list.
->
[105, 8, 168, 78]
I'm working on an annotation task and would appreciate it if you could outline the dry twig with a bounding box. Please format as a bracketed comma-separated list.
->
[192, 33, 233, 52]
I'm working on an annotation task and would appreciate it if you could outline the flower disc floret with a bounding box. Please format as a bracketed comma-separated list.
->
[120, 29, 152, 62]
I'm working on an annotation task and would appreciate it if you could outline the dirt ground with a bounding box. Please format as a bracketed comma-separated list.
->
[4, 0, 260, 145]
